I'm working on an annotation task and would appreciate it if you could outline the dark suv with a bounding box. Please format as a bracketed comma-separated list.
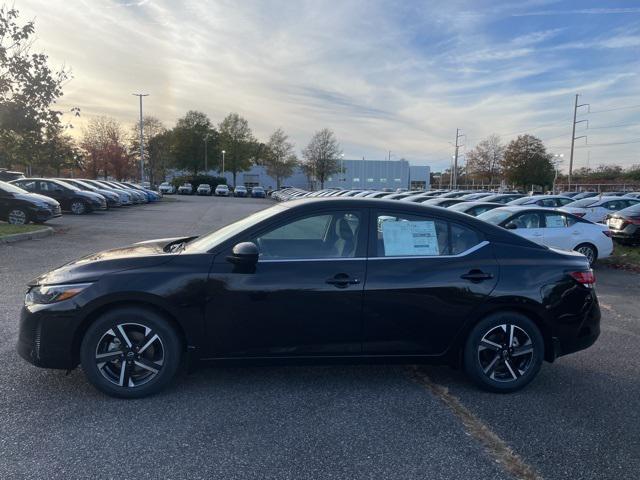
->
[0, 180, 61, 224]
[10, 178, 107, 215]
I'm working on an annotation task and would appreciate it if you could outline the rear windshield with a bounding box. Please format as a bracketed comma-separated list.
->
[565, 198, 599, 208]
[477, 209, 513, 225]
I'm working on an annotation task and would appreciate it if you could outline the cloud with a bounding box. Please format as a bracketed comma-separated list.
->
[14, 0, 640, 171]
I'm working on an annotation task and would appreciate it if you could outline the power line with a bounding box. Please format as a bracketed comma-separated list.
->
[588, 121, 640, 130]
[576, 138, 640, 148]
[588, 104, 640, 114]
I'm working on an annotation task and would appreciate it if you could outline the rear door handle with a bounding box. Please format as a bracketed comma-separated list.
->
[461, 270, 494, 282]
[326, 273, 360, 288]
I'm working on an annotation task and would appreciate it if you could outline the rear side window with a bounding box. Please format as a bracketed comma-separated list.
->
[543, 212, 568, 228]
[374, 212, 482, 257]
[508, 212, 541, 229]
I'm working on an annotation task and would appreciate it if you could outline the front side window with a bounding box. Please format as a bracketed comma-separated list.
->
[255, 211, 362, 260]
[507, 212, 541, 229]
[15, 180, 36, 191]
[375, 212, 482, 257]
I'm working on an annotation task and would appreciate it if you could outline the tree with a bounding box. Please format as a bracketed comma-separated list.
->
[170, 110, 215, 176]
[502, 135, 555, 189]
[466, 134, 504, 185]
[218, 113, 255, 186]
[264, 128, 298, 188]
[81, 116, 132, 180]
[302, 128, 342, 189]
[38, 125, 82, 176]
[130, 116, 166, 184]
[0, 6, 74, 171]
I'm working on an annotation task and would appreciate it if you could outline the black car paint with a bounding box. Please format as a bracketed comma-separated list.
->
[0, 181, 61, 223]
[10, 178, 105, 213]
[18, 198, 599, 373]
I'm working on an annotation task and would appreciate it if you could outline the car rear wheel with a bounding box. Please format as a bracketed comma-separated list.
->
[80, 306, 182, 398]
[7, 208, 29, 225]
[70, 200, 88, 215]
[464, 312, 544, 393]
[574, 243, 597, 266]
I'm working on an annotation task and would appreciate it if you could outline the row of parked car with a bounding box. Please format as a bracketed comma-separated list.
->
[0, 177, 162, 225]
[272, 187, 640, 265]
[160, 182, 267, 198]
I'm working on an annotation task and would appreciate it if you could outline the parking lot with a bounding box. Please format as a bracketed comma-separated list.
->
[1, 195, 639, 480]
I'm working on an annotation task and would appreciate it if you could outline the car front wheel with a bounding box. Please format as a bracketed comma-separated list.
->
[70, 200, 88, 215]
[7, 208, 29, 225]
[464, 311, 544, 393]
[80, 306, 182, 398]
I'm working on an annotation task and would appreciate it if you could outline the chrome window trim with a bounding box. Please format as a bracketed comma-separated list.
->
[369, 240, 489, 260]
[256, 241, 489, 263]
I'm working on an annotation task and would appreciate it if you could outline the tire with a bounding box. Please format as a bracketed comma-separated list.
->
[70, 200, 88, 215]
[80, 306, 182, 398]
[464, 311, 544, 393]
[574, 243, 597, 266]
[7, 208, 29, 225]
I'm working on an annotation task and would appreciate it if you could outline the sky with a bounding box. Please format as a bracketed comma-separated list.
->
[15, 0, 640, 171]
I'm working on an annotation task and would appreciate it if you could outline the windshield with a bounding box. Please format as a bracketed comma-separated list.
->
[448, 202, 471, 211]
[477, 209, 513, 225]
[184, 204, 286, 253]
[565, 198, 599, 208]
[73, 180, 97, 191]
[508, 197, 533, 205]
[0, 180, 28, 194]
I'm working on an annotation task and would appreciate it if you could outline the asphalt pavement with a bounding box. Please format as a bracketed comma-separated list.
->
[0, 195, 638, 479]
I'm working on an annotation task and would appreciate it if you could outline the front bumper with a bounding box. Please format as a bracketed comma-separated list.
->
[610, 224, 640, 242]
[32, 205, 62, 222]
[17, 304, 81, 370]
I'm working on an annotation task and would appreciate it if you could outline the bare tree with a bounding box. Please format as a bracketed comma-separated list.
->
[264, 128, 298, 189]
[81, 116, 132, 179]
[466, 134, 504, 185]
[302, 128, 342, 189]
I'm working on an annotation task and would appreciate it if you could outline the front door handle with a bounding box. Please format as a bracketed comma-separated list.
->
[326, 273, 360, 288]
[461, 270, 494, 282]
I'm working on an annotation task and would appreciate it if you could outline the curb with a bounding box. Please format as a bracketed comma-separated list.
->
[0, 226, 54, 245]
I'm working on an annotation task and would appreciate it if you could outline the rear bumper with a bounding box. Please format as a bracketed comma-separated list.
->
[549, 295, 601, 361]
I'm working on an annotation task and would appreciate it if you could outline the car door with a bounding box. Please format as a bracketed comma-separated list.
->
[503, 211, 545, 245]
[37, 180, 68, 207]
[362, 209, 498, 355]
[204, 208, 368, 358]
[540, 211, 574, 250]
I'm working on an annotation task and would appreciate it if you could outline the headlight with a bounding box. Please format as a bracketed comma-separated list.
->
[25, 283, 92, 306]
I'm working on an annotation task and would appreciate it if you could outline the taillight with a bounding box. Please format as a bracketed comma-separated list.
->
[602, 230, 612, 237]
[574, 212, 586, 218]
[570, 270, 596, 285]
[629, 217, 640, 225]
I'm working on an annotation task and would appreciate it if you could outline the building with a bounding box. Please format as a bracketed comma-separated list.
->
[170, 159, 430, 191]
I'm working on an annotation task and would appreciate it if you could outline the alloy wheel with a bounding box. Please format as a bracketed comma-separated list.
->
[8, 209, 27, 225]
[71, 201, 86, 215]
[576, 245, 596, 265]
[95, 322, 165, 388]
[477, 324, 534, 382]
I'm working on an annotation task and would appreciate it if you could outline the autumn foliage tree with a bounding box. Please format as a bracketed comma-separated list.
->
[502, 134, 555, 189]
[466, 134, 504, 185]
[264, 128, 298, 189]
[81, 116, 132, 180]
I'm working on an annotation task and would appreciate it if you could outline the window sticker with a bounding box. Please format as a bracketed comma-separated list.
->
[381, 220, 439, 256]
[546, 215, 565, 228]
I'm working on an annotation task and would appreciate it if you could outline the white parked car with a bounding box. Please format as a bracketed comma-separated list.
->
[215, 184, 230, 196]
[177, 183, 193, 195]
[507, 195, 575, 208]
[561, 196, 640, 223]
[196, 183, 212, 196]
[478, 206, 613, 265]
[158, 182, 175, 194]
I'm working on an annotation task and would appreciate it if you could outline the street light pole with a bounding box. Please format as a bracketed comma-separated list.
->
[203, 135, 210, 173]
[221, 150, 226, 180]
[132, 93, 149, 182]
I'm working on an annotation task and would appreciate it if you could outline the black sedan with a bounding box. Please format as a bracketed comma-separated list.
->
[0, 180, 61, 224]
[17, 198, 600, 398]
[11, 178, 107, 214]
[606, 204, 640, 244]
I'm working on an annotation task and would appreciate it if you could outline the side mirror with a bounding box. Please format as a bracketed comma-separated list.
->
[505, 222, 518, 230]
[226, 242, 259, 266]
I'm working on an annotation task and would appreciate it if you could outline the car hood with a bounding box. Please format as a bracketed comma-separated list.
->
[15, 192, 59, 207]
[29, 236, 196, 286]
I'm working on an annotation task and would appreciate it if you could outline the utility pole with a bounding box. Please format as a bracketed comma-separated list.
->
[203, 135, 210, 172]
[132, 93, 149, 183]
[569, 94, 589, 190]
[452, 128, 465, 189]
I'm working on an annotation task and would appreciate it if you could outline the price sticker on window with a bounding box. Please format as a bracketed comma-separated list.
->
[381, 220, 439, 256]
